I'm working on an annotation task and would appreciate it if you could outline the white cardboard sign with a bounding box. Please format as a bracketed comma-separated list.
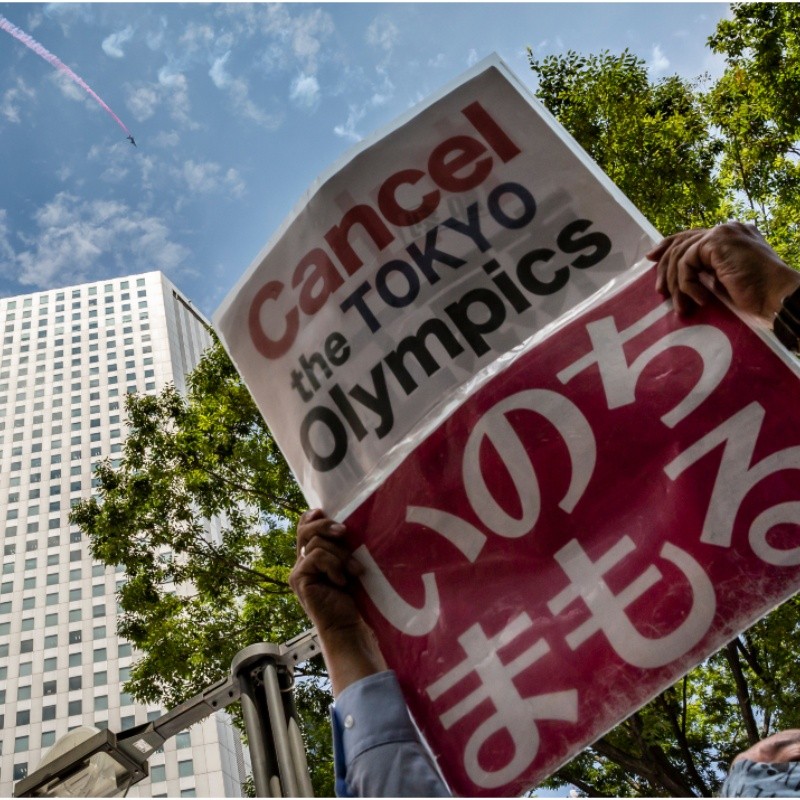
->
[214, 56, 657, 515]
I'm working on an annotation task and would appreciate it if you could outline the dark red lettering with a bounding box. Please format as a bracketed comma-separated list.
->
[461, 100, 521, 163]
[378, 169, 440, 227]
[324, 205, 395, 277]
[428, 135, 492, 193]
[249, 281, 299, 360]
[292, 248, 345, 315]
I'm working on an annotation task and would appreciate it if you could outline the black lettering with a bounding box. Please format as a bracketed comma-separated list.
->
[385, 318, 465, 394]
[516, 248, 569, 295]
[348, 363, 394, 439]
[557, 219, 612, 269]
[442, 202, 491, 252]
[487, 182, 536, 229]
[329, 384, 368, 441]
[375, 260, 420, 308]
[340, 282, 381, 332]
[300, 406, 348, 472]
[483, 259, 532, 313]
[406, 227, 467, 284]
[444, 288, 506, 357]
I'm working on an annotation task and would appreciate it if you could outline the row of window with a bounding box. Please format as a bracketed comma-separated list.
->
[0, 654, 123, 680]
[3, 300, 149, 335]
[0, 641, 132, 681]
[3, 277, 147, 311]
[6, 728, 190, 759]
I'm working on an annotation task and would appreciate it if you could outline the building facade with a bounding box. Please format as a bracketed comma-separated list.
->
[0, 272, 246, 797]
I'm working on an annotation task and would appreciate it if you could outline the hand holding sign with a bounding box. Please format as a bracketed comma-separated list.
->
[648, 221, 800, 320]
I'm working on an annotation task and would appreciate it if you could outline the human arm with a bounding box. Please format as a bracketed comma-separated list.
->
[290, 509, 387, 696]
[290, 509, 450, 797]
[646, 221, 800, 322]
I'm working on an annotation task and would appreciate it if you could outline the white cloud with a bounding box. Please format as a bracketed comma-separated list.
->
[334, 105, 366, 143]
[0, 77, 35, 124]
[366, 17, 399, 53]
[158, 66, 196, 128]
[649, 44, 670, 75]
[428, 53, 446, 69]
[209, 52, 282, 129]
[291, 8, 334, 71]
[0, 193, 190, 287]
[467, 49, 480, 68]
[290, 73, 320, 109]
[51, 71, 89, 105]
[153, 130, 180, 148]
[179, 160, 245, 198]
[179, 22, 215, 53]
[102, 26, 134, 59]
[126, 85, 159, 121]
[209, 51, 231, 89]
[333, 67, 394, 140]
[0, 209, 15, 262]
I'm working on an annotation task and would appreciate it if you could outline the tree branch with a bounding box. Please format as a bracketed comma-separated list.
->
[655, 692, 710, 796]
[725, 639, 761, 746]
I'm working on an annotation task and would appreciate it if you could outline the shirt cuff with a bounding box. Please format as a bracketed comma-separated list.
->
[331, 670, 420, 765]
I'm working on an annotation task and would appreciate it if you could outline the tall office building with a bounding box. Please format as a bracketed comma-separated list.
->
[0, 272, 247, 797]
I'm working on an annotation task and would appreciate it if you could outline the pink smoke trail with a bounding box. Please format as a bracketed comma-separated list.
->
[0, 13, 132, 137]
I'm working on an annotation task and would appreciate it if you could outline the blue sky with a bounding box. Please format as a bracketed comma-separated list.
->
[0, 2, 731, 318]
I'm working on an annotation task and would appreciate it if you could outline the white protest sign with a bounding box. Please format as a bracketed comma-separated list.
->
[214, 55, 657, 514]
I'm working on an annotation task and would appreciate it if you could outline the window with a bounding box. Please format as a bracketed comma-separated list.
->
[43, 680, 57, 695]
[150, 765, 166, 783]
[19, 661, 32, 676]
[16, 709, 30, 725]
[42, 705, 56, 721]
[15, 735, 29, 753]
[13, 763, 28, 781]
[17, 685, 31, 701]
[68, 675, 82, 691]
[41, 730, 56, 748]
[94, 647, 107, 663]
[68, 699, 82, 716]
[118, 642, 132, 658]
[44, 657, 57, 672]
[120, 715, 135, 730]
[68, 652, 82, 667]
[68, 630, 82, 644]
[94, 695, 108, 711]
[94, 670, 107, 686]
[178, 760, 194, 778]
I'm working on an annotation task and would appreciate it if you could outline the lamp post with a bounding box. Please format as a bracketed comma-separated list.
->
[14, 629, 321, 798]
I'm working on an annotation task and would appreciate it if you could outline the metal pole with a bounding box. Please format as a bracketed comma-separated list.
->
[262, 662, 300, 797]
[239, 668, 279, 797]
[280, 677, 314, 797]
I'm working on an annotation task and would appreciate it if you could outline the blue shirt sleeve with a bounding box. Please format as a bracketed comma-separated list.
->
[330, 670, 451, 798]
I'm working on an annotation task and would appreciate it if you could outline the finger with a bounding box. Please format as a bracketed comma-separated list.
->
[676, 238, 713, 309]
[302, 534, 363, 579]
[664, 231, 706, 313]
[295, 545, 351, 587]
[650, 230, 707, 296]
[646, 229, 704, 261]
[297, 517, 346, 553]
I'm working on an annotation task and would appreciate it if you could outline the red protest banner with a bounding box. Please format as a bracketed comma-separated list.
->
[341, 263, 800, 796]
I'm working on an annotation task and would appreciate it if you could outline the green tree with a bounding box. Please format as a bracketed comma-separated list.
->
[707, 2, 800, 264]
[70, 337, 336, 796]
[528, 48, 725, 235]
